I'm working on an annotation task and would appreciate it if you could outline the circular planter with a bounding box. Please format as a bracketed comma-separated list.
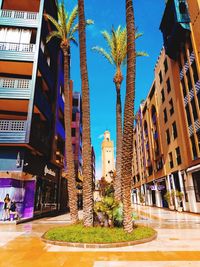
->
[41, 231, 157, 248]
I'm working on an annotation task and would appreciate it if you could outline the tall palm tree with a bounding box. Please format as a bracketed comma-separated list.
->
[92, 27, 147, 202]
[121, 0, 136, 233]
[45, 2, 93, 223]
[78, 0, 94, 227]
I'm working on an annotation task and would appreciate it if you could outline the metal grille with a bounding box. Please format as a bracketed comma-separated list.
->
[194, 120, 200, 132]
[189, 51, 195, 64]
[184, 96, 188, 106]
[0, 10, 38, 20]
[0, 78, 31, 89]
[195, 80, 200, 94]
[0, 120, 26, 131]
[189, 88, 194, 101]
[0, 42, 35, 53]
[179, 69, 184, 80]
[188, 125, 194, 137]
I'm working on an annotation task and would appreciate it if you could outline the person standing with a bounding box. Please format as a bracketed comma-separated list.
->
[2, 194, 11, 221]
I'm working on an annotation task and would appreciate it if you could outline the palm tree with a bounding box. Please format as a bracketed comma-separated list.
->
[92, 27, 147, 202]
[45, 2, 93, 223]
[78, 0, 94, 227]
[121, 0, 136, 233]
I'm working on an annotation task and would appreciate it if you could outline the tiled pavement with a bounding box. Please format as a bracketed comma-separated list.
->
[0, 206, 200, 266]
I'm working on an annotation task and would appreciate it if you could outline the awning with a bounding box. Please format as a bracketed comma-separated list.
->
[186, 164, 200, 174]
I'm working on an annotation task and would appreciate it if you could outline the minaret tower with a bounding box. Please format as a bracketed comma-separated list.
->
[101, 131, 115, 183]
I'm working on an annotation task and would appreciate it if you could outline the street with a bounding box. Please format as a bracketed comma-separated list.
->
[0, 205, 200, 266]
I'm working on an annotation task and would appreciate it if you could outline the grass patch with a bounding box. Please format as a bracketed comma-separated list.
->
[44, 223, 156, 243]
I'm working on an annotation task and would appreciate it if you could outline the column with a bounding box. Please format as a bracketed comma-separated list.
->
[178, 171, 186, 211]
[171, 174, 178, 209]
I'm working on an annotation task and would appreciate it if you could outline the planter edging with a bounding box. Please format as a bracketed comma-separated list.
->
[41, 231, 157, 248]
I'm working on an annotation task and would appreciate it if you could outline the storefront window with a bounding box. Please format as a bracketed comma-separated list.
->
[192, 172, 200, 202]
[34, 177, 57, 214]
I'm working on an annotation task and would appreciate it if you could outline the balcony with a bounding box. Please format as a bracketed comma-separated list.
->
[0, 9, 39, 28]
[0, 42, 35, 61]
[0, 120, 27, 143]
[0, 78, 32, 99]
[160, 0, 191, 59]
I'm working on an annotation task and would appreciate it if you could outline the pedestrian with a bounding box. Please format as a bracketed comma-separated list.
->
[2, 194, 11, 221]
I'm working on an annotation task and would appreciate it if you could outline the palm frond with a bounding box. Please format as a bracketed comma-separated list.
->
[135, 32, 143, 40]
[101, 31, 113, 51]
[86, 19, 94, 25]
[46, 31, 62, 43]
[67, 5, 78, 36]
[70, 36, 78, 46]
[136, 51, 149, 57]
[44, 13, 62, 36]
[92, 46, 114, 65]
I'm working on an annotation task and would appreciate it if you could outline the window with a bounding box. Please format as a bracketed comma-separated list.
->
[197, 91, 200, 109]
[71, 128, 76, 137]
[197, 130, 200, 152]
[166, 78, 171, 93]
[188, 38, 193, 55]
[169, 98, 174, 115]
[172, 121, 178, 139]
[181, 79, 187, 98]
[72, 113, 76, 121]
[164, 108, 168, 123]
[73, 98, 78, 107]
[192, 172, 200, 202]
[108, 160, 110, 164]
[161, 89, 165, 103]
[191, 60, 199, 84]
[166, 129, 170, 144]
[175, 147, 182, 165]
[185, 104, 192, 126]
[169, 152, 174, 168]
[179, 2, 187, 14]
[191, 98, 198, 121]
[164, 58, 168, 73]
[186, 71, 192, 91]
[190, 135, 197, 159]
[159, 71, 163, 84]
[182, 45, 187, 64]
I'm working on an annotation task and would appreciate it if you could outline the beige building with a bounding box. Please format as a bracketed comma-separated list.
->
[132, 0, 200, 214]
[101, 131, 115, 183]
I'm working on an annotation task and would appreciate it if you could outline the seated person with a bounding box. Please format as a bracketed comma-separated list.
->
[9, 201, 19, 220]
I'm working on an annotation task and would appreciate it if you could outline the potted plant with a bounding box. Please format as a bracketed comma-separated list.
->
[164, 191, 174, 210]
[139, 192, 145, 205]
[176, 191, 184, 212]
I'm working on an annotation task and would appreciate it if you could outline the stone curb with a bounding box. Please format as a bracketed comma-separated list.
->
[41, 231, 157, 248]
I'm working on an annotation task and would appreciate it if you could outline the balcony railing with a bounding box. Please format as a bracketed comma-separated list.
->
[0, 42, 35, 52]
[0, 78, 32, 99]
[0, 9, 39, 27]
[0, 120, 27, 143]
[0, 42, 35, 61]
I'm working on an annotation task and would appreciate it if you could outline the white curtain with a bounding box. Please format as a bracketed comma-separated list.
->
[20, 29, 31, 44]
[0, 28, 7, 42]
[5, 28, 21, 43]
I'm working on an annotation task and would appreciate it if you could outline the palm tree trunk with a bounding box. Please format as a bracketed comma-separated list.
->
[78, 0, 93, 227]
[114, 85, 122, 202]
[122, 0, 136, 233]
[62, 45, 78, 223]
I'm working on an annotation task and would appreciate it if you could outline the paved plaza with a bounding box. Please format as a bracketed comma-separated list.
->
[0, 205, 200, 266]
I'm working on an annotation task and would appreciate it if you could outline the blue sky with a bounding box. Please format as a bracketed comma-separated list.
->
[63, 0, 165, 179]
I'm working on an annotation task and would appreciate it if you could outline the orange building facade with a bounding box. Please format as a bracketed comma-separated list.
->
[132, 0, 200, 213]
